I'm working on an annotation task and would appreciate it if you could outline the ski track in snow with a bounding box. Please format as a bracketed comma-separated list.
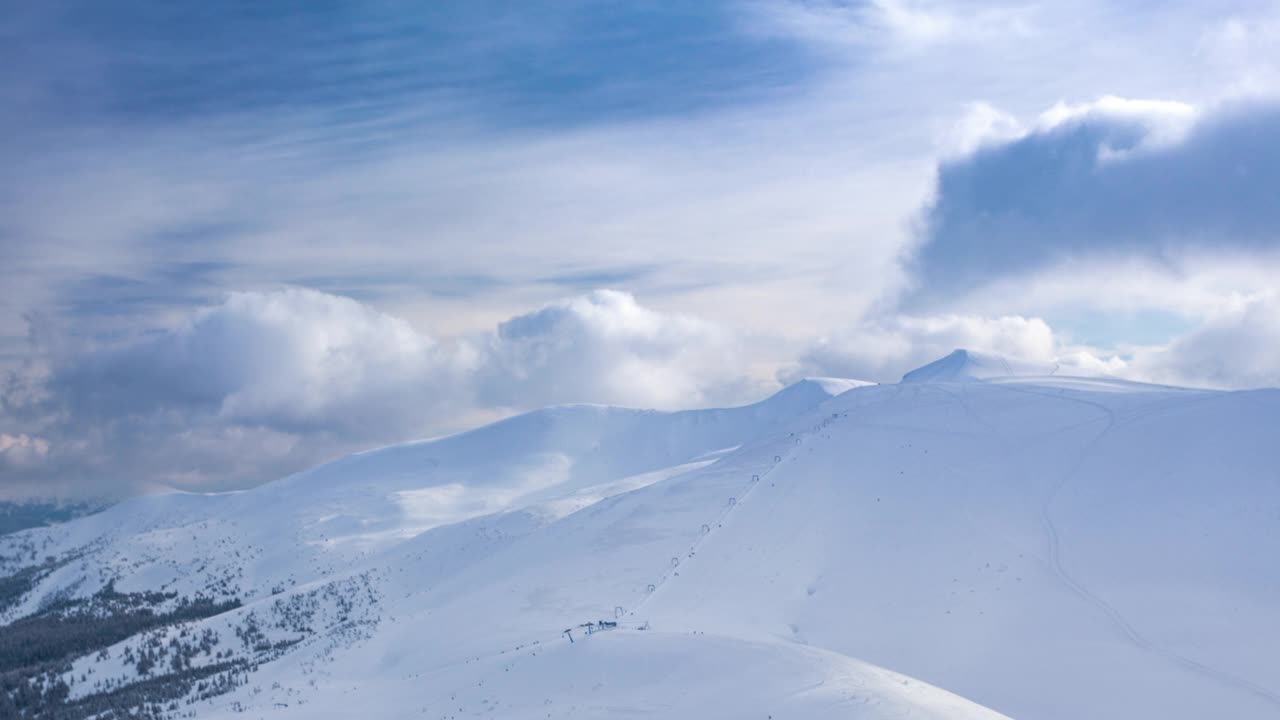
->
[634, 435, 796, 616]
[995, 384, 1280, 712]
[635, 393, 869, 619]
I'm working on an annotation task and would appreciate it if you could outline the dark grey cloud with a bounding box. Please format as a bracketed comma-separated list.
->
[910, 99, 1280, 303]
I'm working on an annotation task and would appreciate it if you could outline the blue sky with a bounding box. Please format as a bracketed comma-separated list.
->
[3, 0, 1280, 499]
[4, 2, 814, 128]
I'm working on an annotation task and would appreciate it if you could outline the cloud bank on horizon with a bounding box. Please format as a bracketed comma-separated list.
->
[2, 0, 1280, 498]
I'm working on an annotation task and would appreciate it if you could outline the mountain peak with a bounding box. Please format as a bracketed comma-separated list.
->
[761, 377, 875, 412]
[787, 376, 876, 396]
[900, 348, 1058, 384]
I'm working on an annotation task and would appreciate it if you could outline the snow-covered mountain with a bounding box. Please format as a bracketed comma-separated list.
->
[900, 348, 1062, 383]
[2, 351, 1277, 719]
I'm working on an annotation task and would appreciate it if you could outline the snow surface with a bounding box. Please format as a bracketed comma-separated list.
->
[3, 350, 1279, 719]
[202, 631, 1006, 720]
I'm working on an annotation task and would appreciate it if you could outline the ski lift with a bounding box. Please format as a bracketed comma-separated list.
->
[615, 606, 624, 619]
[701, 523, 710, 534]
[647, 583, 656, 593]
[671, 556, 680, 568]
[728, 497, 736, 506]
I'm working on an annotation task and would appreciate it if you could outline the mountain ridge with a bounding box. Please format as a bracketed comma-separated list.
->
[1, 352, 1275, 719]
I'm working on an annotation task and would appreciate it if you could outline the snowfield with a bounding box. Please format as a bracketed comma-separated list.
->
[2, 351, 1277, 719]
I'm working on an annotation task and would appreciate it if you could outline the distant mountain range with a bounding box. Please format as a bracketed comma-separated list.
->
[0, 501, 109, 537]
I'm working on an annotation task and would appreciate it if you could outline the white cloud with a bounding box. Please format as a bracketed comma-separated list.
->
[951, 250, 1280, 322]
[872, 0, 955, 43]
[1127, 293, 1280, 390]
[781, 313, 1062, 383]
[201, 290, 472, 432]
[750, 0, 1033, 51]
[53, 287, 758, 428]
[1, 288, 764, 498]
[938, 96, 1196, 164]
[1033, 95, 1198, 157]
[1196, 11, 1280, 96]
[5, 282, 1279, 503]
[939, 101, 1024, 157]
[52, 287, 474, 437]
[478, 289, 757, 410]
[782, 310, 1144, 386]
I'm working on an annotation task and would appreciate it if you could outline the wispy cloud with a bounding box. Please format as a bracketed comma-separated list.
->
[748, 0, 1035, 51]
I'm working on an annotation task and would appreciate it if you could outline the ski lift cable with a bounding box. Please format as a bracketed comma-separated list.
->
[584, 411, 849, 638]
[626, 428, 813, 616]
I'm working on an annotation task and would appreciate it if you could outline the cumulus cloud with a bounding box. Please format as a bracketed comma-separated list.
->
[939, 102, 1024, 158]
[1127, 293, 1280, 390]
[910, 97, 1280, 303]
[4, 282, 1276, 502]
[49, 288, 473, 436]
[0, 287, 759, 499]
[782, 313, 1062, 383]
[478, 290, 755, 410]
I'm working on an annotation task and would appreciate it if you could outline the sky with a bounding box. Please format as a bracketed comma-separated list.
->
[3, 0, 1280, 500]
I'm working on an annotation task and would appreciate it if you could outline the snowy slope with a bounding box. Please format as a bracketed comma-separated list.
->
[634, 381, 1280, 719]
[198, 631, 1008, 720]
[3, 352, 1278, 720]
[280, 372, 1274, 720]
[0, 377, 863, 616]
